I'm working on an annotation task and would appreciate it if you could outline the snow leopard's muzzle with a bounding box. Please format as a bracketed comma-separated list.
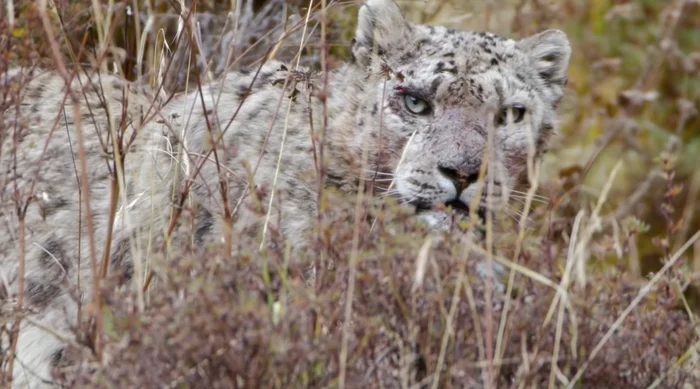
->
[393, 107, 528, 226]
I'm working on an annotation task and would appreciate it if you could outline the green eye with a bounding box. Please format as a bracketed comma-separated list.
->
[498, 104, 527, 125]
[403, 94, 431, 115]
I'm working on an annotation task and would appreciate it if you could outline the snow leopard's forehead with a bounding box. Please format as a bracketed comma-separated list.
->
[394, 26, 517, 69]
[385, 26, 540, 108]
[353, 0, 570, 112]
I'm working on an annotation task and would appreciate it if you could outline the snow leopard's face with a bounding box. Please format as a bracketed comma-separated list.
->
[353, 0, 570, 226]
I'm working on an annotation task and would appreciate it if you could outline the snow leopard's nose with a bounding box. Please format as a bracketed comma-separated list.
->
[437, 165, 480, 195]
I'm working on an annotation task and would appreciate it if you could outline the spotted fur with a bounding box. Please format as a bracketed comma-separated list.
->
[0, 0, 570, 386]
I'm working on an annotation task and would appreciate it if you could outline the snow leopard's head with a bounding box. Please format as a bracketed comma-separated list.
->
[352, 0, 571, 227]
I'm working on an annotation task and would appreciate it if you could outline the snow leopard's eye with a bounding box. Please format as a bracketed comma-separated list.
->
[403, 95, 431, 115]
[497, 105, 527, 126]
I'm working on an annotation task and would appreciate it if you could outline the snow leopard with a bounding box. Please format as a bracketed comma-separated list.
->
[0, 0, 570, 386]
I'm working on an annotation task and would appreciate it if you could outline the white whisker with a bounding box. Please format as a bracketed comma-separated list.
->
[362, 169, 395, 177]
[398, 194, 420, 205]
[510, 189, 549, 201]
[509, 194, 548, 204]
[379, 189, 403, 199]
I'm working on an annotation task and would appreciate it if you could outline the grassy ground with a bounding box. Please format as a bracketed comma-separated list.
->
[1, 0, 700, 387]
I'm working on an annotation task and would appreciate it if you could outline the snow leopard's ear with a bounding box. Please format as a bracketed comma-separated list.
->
[517, 29, 571, 101]
[352, 0, 413, 67]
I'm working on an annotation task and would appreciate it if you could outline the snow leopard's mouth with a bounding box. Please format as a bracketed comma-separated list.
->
[413, 199, 487, 223]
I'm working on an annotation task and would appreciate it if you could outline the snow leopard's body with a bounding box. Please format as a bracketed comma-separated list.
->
[0, 0, 570, 386]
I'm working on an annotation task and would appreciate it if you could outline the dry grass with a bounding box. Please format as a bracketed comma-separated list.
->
[1, 0, 700, 388]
